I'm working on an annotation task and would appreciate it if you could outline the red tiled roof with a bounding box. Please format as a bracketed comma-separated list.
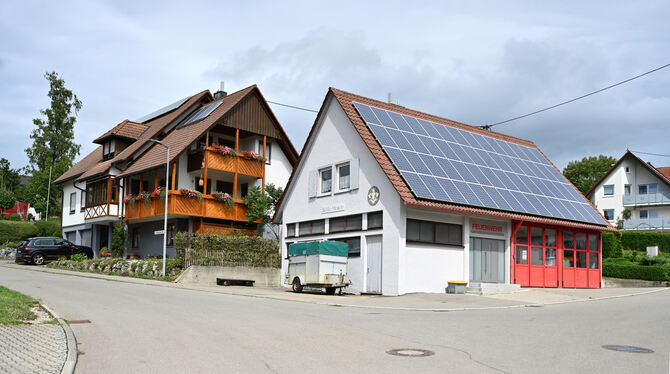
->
[53, 146, 103, 184]
[118, 86, 256, 177]
[93, 120, 148, 143]
[657, 167, 670, 180]
[274, 88, 615, 232]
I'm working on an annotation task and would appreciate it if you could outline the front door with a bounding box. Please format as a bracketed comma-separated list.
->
[470, 237, 505, 283]
[366, 235, 382, 294]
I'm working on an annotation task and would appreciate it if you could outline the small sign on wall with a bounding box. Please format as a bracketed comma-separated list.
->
[321, 204, 345, 214]
[470, 220, 504, 236]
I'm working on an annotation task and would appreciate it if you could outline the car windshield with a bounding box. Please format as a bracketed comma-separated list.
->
[18, 240, 29, 248]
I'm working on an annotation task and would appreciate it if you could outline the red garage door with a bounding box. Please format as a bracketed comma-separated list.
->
[513, 223, 600, 289]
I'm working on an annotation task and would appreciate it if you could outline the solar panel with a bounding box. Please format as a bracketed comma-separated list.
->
[136, 96, 190, 123]
[353, 102, 607, 225]
[180, 101, 223, 127]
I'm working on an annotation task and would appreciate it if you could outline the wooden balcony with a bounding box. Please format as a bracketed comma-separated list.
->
[204, 147, 265, 178]
[124, 191, 251, 222]
[85, 203, 119, 220]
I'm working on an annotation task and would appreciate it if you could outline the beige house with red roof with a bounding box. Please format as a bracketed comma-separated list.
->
[274, 88, 614, 295]
[55, 85, 298, 257]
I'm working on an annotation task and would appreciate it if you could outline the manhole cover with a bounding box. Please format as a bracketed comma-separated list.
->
[602, 345, 653, 353]
[386, 348, 434, 357]
[68, 320, 91, 324]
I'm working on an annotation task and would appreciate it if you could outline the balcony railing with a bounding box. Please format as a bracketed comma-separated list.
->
[124, 191, 251, 222]
[205, 147, 265, 178]
[622, 192, 670, 206]
[621, 218, 670, 231]
[85, 203, 119, 220]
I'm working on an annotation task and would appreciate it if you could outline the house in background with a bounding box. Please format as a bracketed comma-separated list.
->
[55, 84, 298, 257]
[586, 150, 670, 232]
[274, 88, 614, 295]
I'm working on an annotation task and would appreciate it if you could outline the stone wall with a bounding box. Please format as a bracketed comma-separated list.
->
[176, 265, 280, 287]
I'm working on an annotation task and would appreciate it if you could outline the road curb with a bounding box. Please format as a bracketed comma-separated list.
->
[3, 262, 668, 312]
[40, 303, 77, 374]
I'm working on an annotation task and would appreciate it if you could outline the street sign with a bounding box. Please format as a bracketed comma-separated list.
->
[154, 230, 165, 235]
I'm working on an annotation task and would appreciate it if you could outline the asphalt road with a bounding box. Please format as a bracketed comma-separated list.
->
[1, 266, 668, 374]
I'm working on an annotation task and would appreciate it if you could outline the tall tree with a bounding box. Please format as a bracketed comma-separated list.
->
[0, 188, 16, 218]
[0, 158, 21, 191]
[563, 155, 617, 195]
[24, 71, 82, 218]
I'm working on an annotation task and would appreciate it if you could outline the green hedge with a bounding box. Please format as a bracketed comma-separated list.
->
[8, 214, 21, 221]
[603, 263, 668, 282]
[602, 232, 623, 258]
[620, 232, 670, 254]
[175, 232, 280, 268]
[34, 220, 61, 237]
[0, 221, 39, 243]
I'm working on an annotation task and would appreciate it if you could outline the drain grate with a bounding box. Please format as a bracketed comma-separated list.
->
[602, 345, 653, 353]
[68, 320, 91, 324]
[386, 348, 434, 357]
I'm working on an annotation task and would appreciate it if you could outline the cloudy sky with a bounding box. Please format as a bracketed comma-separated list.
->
[1, 1, 668, 173]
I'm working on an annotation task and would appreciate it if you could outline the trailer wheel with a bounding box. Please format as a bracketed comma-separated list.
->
[325, 287, 336, 295]
[292, 278, 303, 293]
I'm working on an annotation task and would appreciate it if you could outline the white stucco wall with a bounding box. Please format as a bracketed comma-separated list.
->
[279, 96, 404, 295]
[62, 181, 86, 228]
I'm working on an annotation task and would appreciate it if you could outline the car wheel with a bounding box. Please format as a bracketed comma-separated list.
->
[31, 253, 45, 265]
[292, 278, 303, 293]
[325, 287, 336, 295]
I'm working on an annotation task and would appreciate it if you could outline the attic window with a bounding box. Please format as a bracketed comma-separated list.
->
[102, 141, 115, 160]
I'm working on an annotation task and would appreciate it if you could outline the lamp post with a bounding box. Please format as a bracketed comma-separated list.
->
[148, 139, 169, 277]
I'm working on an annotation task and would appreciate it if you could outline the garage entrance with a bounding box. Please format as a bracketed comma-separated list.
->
[513, 224, 601, 288]
[469, 237, 505, 283]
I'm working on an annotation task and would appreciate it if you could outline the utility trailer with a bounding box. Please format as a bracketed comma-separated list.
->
[286, 241, 350, 295]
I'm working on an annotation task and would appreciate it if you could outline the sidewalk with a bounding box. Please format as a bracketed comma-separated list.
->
[0, 324, 67, 374]
[2, 261, 667, 312]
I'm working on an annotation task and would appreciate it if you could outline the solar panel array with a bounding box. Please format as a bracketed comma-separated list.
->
[352, 102, 606, 225]
[136, 96, 190, 123]
[181, 101, 223, 127]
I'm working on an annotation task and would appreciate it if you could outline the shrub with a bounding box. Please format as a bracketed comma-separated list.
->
[175, 232, 280, 268]
[0, 221, 39, 242]
[603, 263, 668, 281]
[26, 213, 33, 221]
[111, 221, 126, 258]
[34, 220, 61, 237]
[70, 253, 85, 262]
[8, 214, 21, 221]
[620, 232, 670, 254]
[602, 232, 623, 258]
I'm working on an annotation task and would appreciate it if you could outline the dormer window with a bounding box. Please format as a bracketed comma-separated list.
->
[103, 140, 115, 160]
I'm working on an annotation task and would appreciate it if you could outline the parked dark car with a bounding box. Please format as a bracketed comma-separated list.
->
[15, 237, 93, 265]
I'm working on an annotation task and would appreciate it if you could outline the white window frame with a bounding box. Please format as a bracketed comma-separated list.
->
[337, 162, 351, 192]
[649, 183, 658, 194]
[257, 140, 272, 165]
[624, 184, 631, 196]
[69, 192, 76, 215]
[603, 209, 614, 221]
[640, 210, 648, 219]
[603, 184, 614, 196]
[319, 167, 333, 195]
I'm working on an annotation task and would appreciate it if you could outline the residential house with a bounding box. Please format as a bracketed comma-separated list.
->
[55, 85, 299, 257]
[273, 88, 614, 295]
[586, 150, 670, 232]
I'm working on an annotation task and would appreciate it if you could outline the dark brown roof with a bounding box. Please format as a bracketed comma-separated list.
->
[585, 150, 670, 197]
[93, 120, 148, 144]
[118, 86, 255, 177]
[274, 88, 615, 232]
[112, 90, 212, 164]
[53, 146, 103, 184]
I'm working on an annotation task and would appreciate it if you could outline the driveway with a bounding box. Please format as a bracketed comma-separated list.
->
[0, 265, 668, 373]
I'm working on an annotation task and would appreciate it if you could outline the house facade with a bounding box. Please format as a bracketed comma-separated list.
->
[586, 150, 670, 232]
[55, 85, 298, 257]
[274, 88, 615, 295]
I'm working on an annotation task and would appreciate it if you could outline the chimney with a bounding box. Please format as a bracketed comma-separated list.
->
[213, 81, 227, 100]
[387, 92, 393, 104]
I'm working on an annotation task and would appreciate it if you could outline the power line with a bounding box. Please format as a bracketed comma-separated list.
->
[480, 63, 670, 130]
[267, 100, 318, 113]
[630, 150, 670, 158]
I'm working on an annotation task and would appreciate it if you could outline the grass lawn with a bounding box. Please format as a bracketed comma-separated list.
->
[0, 286, 38, 324]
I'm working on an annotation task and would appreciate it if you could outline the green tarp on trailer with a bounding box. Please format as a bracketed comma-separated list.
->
[288, 241, 349, 257]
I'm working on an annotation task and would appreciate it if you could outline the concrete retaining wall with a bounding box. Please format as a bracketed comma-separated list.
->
[604, 278, 668, 288]
[176, 265, 280, 287]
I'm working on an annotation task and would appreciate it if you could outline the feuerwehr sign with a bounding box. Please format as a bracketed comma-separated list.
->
[470, 220, 504, 236]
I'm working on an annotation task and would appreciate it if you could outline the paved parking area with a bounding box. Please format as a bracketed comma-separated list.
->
[0, 324, 67, 374]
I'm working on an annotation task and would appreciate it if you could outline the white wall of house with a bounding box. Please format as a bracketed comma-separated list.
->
[62, 180, 86, 228]
[279, 96, 404, 295]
